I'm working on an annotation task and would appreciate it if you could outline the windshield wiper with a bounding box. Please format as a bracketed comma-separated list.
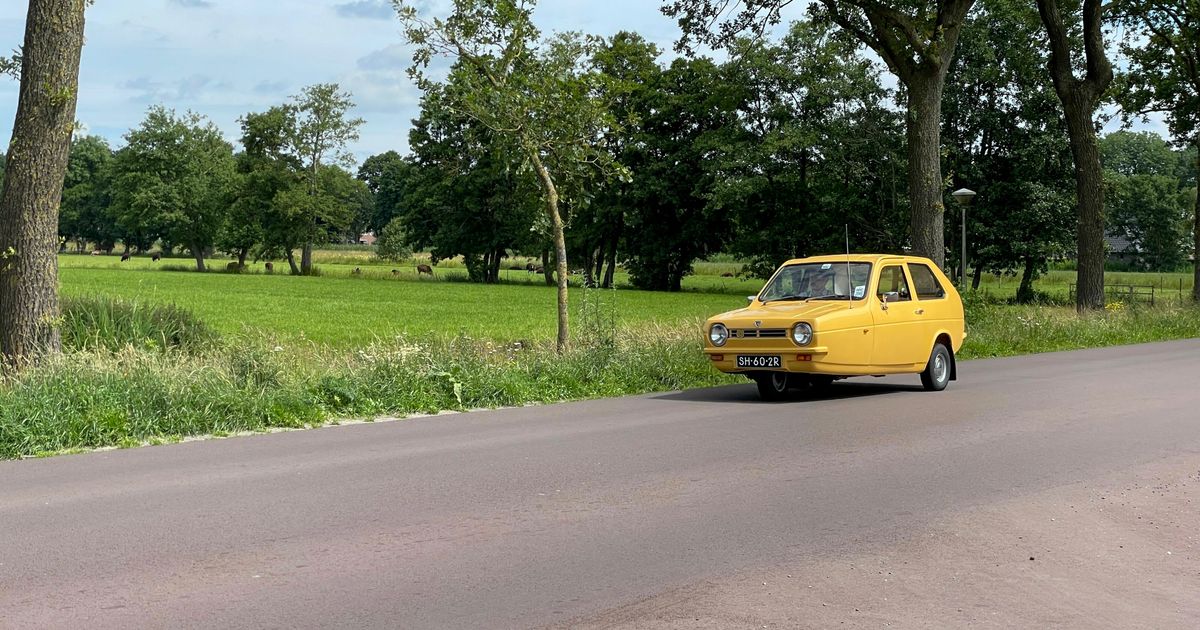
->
[762, 294, 809, 304]
[806, 294, 850, 301]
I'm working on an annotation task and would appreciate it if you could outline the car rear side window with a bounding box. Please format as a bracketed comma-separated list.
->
[908, 263, 945, 299]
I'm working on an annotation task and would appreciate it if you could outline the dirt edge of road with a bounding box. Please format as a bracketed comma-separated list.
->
[560, 453, 1200, 630]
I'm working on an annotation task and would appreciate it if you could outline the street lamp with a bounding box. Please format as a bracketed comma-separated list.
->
[951, 188, 977, 289]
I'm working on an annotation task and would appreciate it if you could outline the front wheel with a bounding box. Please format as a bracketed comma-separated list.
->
[920, 343, 952, 391]
[754, 372, 790, 401]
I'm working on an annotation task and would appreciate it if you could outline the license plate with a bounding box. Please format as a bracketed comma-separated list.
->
[737, 355, 782, 369]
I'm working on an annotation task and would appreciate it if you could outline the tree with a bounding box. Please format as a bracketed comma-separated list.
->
[404, 84, 540, 283]
[1114, 0, 1200, 298]
[108, 107, 237, 271]
[621, 57, 734, 291]
[358, 150, 415, 233]
[663, 0, 977, 268]
[0, 0, 87, 364]
[231, 107, 300, 269]
[713, 22, 901, 278]
[375, 217, 413, 262]
[286, 84, 365, 274]
[398, 0, 619, 353]
[942, 0, 1075, 300]
[1034, 0, 1114, 310]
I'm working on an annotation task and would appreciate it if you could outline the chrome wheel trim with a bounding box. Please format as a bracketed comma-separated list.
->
[933, 353, 948, 384]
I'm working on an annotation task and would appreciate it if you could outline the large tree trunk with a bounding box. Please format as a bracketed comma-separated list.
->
[1036, 0, 1112, 311]
[0, 0, 86, 366]
[530, 151, 569, 354]
[1062, 101, 1106, 310]
[906, 71, 947, 268]
[300, 242, 313, 275]
[191, 244, 206, 272]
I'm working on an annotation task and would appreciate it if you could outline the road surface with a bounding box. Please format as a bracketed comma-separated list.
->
[2, 340, 1199, 629]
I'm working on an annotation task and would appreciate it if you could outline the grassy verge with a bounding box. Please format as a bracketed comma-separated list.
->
[0, 327, 729, 459]
[2, 295, 1198, 460]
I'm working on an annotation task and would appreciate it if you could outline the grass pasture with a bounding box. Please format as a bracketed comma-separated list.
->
[59, 255, 746, 346]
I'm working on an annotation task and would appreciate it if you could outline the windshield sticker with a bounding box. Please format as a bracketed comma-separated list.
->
[853, 285, 866, 299]
[820, 263, 832, 270]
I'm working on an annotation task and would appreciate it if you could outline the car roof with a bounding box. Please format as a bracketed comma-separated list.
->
[780, 254, 933, 266]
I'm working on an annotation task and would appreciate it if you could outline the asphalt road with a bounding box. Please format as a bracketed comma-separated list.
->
[2, 340, 1199, 629]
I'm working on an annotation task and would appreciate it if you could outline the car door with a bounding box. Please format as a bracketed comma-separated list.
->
[870, 264, 926, 367]
[906, 261, 950, 351]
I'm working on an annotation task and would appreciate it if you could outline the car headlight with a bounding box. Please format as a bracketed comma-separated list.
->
[709, 323, 728, 347]
[792, 322, 813, 346]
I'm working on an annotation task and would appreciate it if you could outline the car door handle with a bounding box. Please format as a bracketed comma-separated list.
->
[915, 309, 925, 315]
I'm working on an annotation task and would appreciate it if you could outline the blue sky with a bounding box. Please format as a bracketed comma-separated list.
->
[1, 1, 1160, 165]
[0, 0, 720, 162]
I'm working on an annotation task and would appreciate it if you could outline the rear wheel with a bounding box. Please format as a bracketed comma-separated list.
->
[754, 372, 790, 401]
[921, 343, 952, 391]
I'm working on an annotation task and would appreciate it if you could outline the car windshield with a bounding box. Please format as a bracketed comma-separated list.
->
[758, 262, 873, 303]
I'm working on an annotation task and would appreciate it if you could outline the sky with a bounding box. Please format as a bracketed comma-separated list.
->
[0, 0, 733, 162]
[0, 1, 1163, 166]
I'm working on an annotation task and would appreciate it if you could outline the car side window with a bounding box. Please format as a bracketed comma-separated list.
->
[908, 263, 945, 300]
[877, 266, 911, 302]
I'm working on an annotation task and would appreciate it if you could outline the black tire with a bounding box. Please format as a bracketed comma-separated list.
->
[754, 372, 790, 401]
[921, 343, 952, 391]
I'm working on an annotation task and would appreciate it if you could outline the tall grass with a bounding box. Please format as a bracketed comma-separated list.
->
[60, 296, 218, 352]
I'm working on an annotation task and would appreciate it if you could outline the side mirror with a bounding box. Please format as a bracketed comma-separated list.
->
[746, 295, 757, 305]
[881, 292, 899, 310]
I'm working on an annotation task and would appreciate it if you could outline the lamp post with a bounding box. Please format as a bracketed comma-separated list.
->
[951, 188, 976, 289]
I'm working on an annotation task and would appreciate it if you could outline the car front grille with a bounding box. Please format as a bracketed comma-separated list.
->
[731, 328, 787, 339]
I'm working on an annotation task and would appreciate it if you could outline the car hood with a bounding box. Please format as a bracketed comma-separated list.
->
[709, 301, 856, 326]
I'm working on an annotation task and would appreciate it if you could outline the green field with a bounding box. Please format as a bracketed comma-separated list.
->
[59, 255, 747, 346]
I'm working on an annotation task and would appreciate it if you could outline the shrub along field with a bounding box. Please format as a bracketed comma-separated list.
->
[0, 252, 1196, 460]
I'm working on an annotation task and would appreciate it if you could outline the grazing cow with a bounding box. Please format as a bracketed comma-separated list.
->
[534, 266, 544, 275]
[264, 262, 274, 273]
[227, 261, 244, 272]
[352, 267, 362, 275]
[416, 263, 434, 277]
[391, 269, 400, 276]
[526, 262, 537, 273]
[90, 250, 102, 256]
[120, 252, 131, 262]
[720, 272, 734, 278]
[151, 253, 161, 262]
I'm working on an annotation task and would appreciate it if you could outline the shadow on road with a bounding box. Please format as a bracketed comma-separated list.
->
[654, 380, 924, 404]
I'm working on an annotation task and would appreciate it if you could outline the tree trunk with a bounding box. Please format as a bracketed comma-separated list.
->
[0, 0, 86, 366]
[542, 249, 553, 286]
[1036, 0, 1112, 310]
[1017, 256, 1037, 303]
[1062, 99, 1106, 311]
[529, 151, 569, 354]
[971, 265, 983, 291]
[237, 248, 248, 268]
[906, 71, 947, 268]
[603, 231, 619, 289]
[490, 247, 503, 283]
[191, 244, 206, 272]
[300, 242, 313, 275]
[286, 249, 300, 275]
